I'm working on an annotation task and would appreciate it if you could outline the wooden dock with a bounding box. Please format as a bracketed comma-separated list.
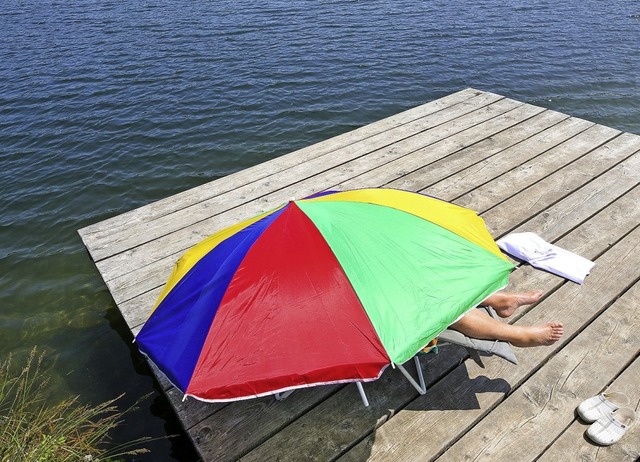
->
[78, 89, 640, 461]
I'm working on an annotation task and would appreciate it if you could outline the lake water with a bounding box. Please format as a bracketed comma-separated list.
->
[1, 1, 638, 460]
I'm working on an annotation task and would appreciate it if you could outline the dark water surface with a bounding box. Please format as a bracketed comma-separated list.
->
[1, 1, 639, 460]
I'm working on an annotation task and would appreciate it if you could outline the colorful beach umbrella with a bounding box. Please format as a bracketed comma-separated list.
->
[136, 188, 514, 402]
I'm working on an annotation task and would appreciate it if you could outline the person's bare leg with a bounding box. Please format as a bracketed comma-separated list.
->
[451, 308, 563, 347]
[481, 290, 544, 318]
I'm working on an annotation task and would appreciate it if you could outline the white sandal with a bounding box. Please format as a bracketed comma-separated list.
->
[586, 407, 636, 446]
[577, 392, 630, 423]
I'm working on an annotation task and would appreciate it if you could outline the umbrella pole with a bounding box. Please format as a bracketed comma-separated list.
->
[355, 382, 369, 407]
[397, 358, 427, 395]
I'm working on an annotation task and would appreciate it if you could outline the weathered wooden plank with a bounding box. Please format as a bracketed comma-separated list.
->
[336, 102, 546, 190]
[503, 162, 640, 244]
[78, 88, 482, 243]
[82, 91, 502, 262]
[164, 386, 226, 431]
[436, 282, 640, 461]
[189, 384, 342, 462]
[384, 109, 571, 193]
[339, 197, 640, 462]
[126, 292, 162, 336]
[452, 123, 621, 211]
[483, 135, 640, 237]
[537, 357, 640, 462]
[424, 117, 597, 202]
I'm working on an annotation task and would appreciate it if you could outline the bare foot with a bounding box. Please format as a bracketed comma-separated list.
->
[487, 290, 544, 318]
[510, 322, 564, 347]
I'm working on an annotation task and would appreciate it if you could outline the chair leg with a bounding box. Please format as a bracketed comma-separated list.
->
[465, 347, 485, 368]
[274, 390, 295, 401]
[414, 356, 426, 391]
[397, 360, 427, 395]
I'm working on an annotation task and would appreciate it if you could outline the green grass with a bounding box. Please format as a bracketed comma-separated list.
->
[0, 347, 152, 462]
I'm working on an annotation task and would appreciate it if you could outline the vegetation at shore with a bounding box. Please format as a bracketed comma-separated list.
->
[1, 347, 151, 462]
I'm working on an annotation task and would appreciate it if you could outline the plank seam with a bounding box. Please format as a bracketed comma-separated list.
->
[220, 384, 348, 461]
[486, 148, 640, 241]
[548, 183, 640, 247]
[374, 104, 546, 189]
[450, 130, 622, 208]
[411, 113, 586, 197]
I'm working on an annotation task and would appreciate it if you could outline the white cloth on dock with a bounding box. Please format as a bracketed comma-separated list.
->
[496, 232, 595, 284]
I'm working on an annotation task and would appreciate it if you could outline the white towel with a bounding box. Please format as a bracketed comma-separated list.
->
[496, 232, 595, 284]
